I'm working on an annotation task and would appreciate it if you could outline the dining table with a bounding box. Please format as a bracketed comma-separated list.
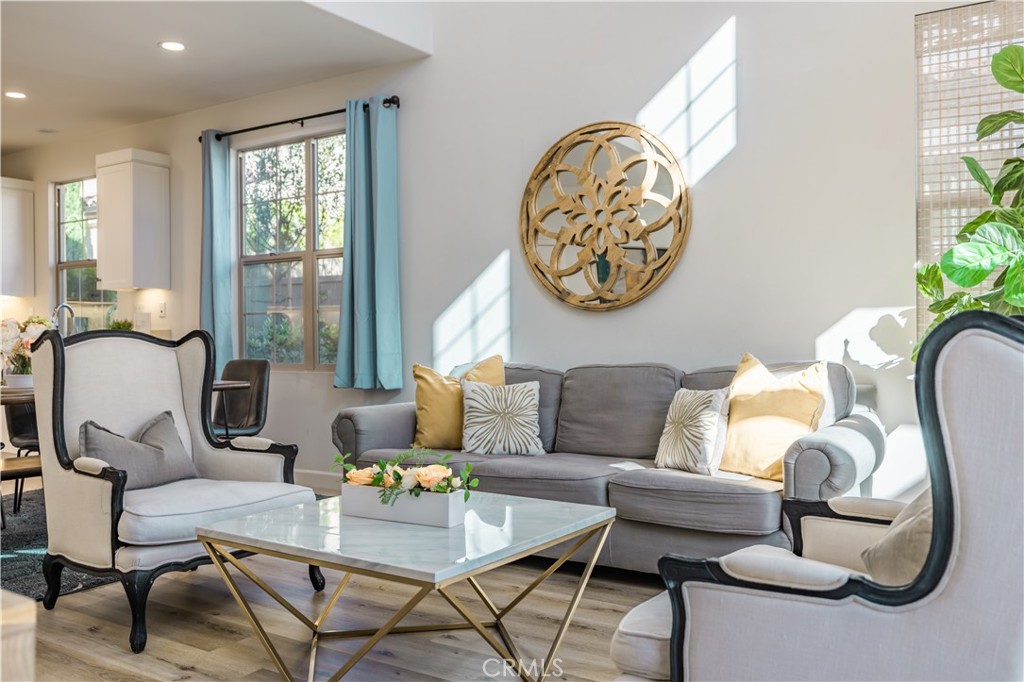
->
[0, 380, 250, 406]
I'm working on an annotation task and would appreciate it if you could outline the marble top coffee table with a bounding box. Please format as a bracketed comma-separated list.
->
[197, 492, 615, 682]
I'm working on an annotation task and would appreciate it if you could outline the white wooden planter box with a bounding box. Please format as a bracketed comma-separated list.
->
[341, 483, 466, 528]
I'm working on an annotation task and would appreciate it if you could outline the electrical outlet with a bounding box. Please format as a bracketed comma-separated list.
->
[159, 302, 167, 319]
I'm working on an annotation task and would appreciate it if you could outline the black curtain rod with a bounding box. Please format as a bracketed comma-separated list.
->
[196, 95, 399, 143]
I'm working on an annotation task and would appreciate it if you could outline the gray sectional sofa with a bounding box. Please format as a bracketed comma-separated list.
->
[331, 361, 885, 574]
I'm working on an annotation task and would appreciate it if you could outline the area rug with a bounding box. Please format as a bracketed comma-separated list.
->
[1, 490, 118, 600]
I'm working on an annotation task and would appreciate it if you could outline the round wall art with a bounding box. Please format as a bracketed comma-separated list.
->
[519, 121, 691, 311]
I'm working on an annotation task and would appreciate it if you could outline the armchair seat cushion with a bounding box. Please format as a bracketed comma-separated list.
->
[610, 591, 671, 681]
[118, 478, 315, 545]
[608, 468, 783, 535]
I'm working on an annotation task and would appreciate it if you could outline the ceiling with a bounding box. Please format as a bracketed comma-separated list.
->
[0, 2, 429, 156]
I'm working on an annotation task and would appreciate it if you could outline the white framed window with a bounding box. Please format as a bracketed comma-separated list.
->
[55, 177, 117, 332]
[238, 132, 346, 369]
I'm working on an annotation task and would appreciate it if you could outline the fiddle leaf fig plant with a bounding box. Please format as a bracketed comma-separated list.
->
[916, 45, 1024, 359]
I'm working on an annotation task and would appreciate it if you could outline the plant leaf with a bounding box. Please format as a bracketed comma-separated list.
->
[961, 156, 996, 200]
[993, 208, 1024, 233]
[992, 44, 1024, 94]
[977, 110, 1024, 140]
[973, 221, 1024, 253]
[928, 297, 957, 313]
[941, 241, 1015, 287]
[912, 313, 945, 362]
[957, 210, 996, 242]
[916, 263, 944, 300]
[1004, 255, 1024, 307]
[993, 158, 1024, 196]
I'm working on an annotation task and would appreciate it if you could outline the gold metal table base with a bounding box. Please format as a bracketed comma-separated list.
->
[200, 520, 612, 682]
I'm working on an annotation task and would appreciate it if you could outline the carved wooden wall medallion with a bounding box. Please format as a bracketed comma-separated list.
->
[520, 121, 691, 311]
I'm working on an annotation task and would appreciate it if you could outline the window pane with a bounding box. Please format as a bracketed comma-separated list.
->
[241, 143, 307, 255]
[243, 260, 304, 364]
[58, 179, 98, 262]
[316, 134, 346, 249]
[59, 266, 117, 333]
[317, 257, 342, 364]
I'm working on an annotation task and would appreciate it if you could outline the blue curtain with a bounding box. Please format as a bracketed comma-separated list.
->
[200, 130, 233, 376]
[334, 97, 403, 389]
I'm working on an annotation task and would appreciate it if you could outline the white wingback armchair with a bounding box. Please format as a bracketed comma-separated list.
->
[32, 329, 322, 653]
[612, 311, 1023, 680]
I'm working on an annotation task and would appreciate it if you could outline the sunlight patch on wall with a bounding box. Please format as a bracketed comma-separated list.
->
[637, 16, 737, 186]
[433, 250, 510, 372]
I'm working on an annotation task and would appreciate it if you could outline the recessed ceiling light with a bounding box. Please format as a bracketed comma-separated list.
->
[37, 128, 58, 134]
[159, 41, 185, 52]
[5, 91, 27, 99]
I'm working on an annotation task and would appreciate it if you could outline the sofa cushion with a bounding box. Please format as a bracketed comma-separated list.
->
[472, 452, 652, 506]
[683, 361, 856, 426]
[505, 363, 563, 452]
[610, 591, 671, 681]
[608, 468, 783, 535]
[412, 355, 505, 450]
[461, 380, 545, 455]
[118, 479, 314, 545]
[556, 364, 682, 458]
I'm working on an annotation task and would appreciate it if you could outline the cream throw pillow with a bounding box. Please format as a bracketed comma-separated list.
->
[413, 355, 504, 449]
[861, 487, 933, 585]
[655, 387, 730, 475]
[719, 354, 827, 481]
[461, 380, 544, 455]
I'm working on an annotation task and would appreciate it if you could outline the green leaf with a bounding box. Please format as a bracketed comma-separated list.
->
[928, 297, 957, 314]
[992, 45, 1024, 94]
[469, 479, 479, 488]
[957, 210, 996, 242]
[464, 490, 471, 502]
[344, 463, 356, 472]
[977, 110, 1024, 140]
[917, 263, 945, 300]
[976, 286, 1005, 303]
[1004, 255, 1024, 307]
[973, 221, 1024, 253]
[993, 208, 1024, 233]
[941, 241, 1015, 287]
[961, 156, 996, 200]
[993, 158, 1024, 199]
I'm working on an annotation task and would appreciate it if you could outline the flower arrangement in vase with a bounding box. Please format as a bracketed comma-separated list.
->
[333, 449, 480, 527]
[1, 316, 52, 387]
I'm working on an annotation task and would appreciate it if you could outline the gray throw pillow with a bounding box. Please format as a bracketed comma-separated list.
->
[461, 380, 545, 455]
[861, 487, 933, 586]
[79, 411, 199, 490]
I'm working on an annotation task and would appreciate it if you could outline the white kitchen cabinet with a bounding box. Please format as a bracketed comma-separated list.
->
[1, 177, 35, 297]
[96, 148, 170, 290]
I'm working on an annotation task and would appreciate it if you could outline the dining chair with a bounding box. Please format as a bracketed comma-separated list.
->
[212, 359, 270, 438]
[4, 403, 39, 513]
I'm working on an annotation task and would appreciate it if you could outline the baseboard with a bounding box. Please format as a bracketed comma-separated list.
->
[295, 468, 340, 495]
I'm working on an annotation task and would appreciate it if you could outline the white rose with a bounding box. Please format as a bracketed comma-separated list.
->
[23, 322, 48, 342]
[451, 477, 462, 489]
[401, 467, 419, 490]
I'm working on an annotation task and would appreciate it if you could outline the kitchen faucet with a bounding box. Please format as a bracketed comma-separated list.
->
[52, 303, 75, 336]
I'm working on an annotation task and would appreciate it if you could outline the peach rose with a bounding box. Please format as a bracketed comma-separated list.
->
[415, 464, 452, 491]
[346, 467, 374, 486]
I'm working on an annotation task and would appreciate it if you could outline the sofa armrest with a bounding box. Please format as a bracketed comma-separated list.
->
[46, 460, 128, 569]
[193, 438, 298, 484]
[332, 402, 417, 459]
[783, 411, 886, 500]
[783, 497, 898, 569]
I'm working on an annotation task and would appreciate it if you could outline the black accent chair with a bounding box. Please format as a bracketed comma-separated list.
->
[4, 403, 39, 513]
[212, 359, 270, 439]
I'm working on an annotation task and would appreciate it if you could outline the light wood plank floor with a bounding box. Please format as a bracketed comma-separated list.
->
[32, 554, 663, 681]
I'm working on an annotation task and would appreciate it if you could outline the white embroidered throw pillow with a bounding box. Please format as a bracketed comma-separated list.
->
[461, 380, 545, 455]
[655, 387, 730, 475]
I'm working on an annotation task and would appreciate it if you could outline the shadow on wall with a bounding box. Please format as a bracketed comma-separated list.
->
[637, 16, 737, 186]
[816, 307, 928, 502]
[433, 250, 511, 372]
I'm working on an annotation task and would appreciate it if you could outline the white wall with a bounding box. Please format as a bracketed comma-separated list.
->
[1, 2, 945, 489]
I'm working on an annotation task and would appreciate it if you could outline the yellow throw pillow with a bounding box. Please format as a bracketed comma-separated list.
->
[412, 355, 505, 449]
[719, 354, 828, 481]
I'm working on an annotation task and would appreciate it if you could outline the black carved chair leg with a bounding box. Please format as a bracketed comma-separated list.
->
[42, 554, 65, 609]
[309, 565, 325, 592]
[122, 571, 155, 653]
